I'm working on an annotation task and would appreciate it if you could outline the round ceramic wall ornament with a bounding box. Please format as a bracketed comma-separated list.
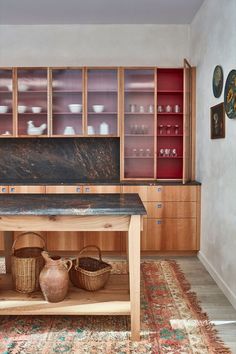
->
[224, 69, 236, 119]
[212, 65, 224, 98]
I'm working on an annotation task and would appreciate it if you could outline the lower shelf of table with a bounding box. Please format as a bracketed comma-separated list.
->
[0, 273, 130, 315]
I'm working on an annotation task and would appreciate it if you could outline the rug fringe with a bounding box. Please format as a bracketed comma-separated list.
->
[167, 260, 232, 354]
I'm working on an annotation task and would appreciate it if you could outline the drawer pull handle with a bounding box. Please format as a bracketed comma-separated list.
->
[10, 187, 15, 193]
[76, 187, 81, 193]
[2, 187, 6, 193]
[156, 220, 162, 225]
[157, 203, 162, 208]
[85, 187, 90, 193]
[157, 187, 162, 192]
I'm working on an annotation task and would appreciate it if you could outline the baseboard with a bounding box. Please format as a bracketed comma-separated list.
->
[198, 251, 236, 310]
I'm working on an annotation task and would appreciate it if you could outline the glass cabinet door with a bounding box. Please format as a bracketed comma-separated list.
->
[0, 69, 14, 137]
[52, 69, 83, 136]
[87, 69, 118, 136]
[123, 69, 155, 178]
[17, 69, 48, 136]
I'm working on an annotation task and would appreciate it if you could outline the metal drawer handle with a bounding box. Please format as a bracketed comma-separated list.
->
[85, 187, 90, 193]
[10, 187, 15, 193]
[157, 203, 162, 208]
[156, 220, 162, 225]
[2, 187, 6, 193]
[76, 187, 81, 193]
[157, 187, 162, 192]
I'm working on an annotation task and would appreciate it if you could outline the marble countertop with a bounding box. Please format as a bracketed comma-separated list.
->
[0, 193, 147, 216]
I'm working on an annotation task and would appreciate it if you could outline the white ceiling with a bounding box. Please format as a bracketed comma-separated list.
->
[0, 0, 204, 25]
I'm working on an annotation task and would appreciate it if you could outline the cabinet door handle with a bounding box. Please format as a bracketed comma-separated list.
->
[1, 187, 7, 193]
[76, 187, 81, 193]
[10, 187, 15, 193]
[85, 187, 90, 193]
[157, 187, 162, 192]
[156, 220, 163, 225]
[157, 203, 162, 209]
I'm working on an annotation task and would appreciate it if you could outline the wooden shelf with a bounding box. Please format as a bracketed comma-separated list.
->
[53, 90, 82, 93]
[0, 113, 12, 116]
[18, 113, 47, 115]
[88, 90, 117, 93]
[18, 90, 47, 93]
[125, 112, 154, 115]
[53, 112, 83, 115]
[124, 89, 154, 93]
[0, 274, 130, 315]
[88, 112, 117, 115]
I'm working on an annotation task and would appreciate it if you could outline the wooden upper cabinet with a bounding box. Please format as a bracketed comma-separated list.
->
[86, 68, 119, 137]
[0, 69, 14, 137]
[16, 68, 49, 137]
[51, 68, 84, 137]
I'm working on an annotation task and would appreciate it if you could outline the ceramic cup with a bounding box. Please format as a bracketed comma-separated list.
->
[63, 126, 75, 135]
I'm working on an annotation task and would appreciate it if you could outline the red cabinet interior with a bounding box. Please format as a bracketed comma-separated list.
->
[0, 69, 13, 136]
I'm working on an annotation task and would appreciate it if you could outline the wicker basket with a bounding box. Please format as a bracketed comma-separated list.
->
[70, 245, 112, 291]
[11, 232, 46, 293]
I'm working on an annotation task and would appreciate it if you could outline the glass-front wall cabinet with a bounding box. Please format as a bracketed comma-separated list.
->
[87, 69, 118, 136]
[0, 69, 14, 136]
[52, 69, 83, 136]
[156, 69, 184, 179]
[123, 69, 155, 179]
[17, 69, 48, 136]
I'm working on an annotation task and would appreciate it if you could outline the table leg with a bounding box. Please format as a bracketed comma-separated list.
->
[128, 215, 141, 341]
[3, 231, 14, 273]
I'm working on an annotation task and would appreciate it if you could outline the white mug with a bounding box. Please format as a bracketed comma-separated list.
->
[63, 126, 75, 135]
[88, 125, 95, 135]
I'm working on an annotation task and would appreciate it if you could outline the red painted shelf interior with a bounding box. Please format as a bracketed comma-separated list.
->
[0, 69, 13, 135]
[157, 68, 184, 179]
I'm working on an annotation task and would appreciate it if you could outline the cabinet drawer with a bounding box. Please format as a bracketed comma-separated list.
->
[146, 202, 197, 218]
[141, 218, 197, 251]
[46, 186, 82, 193]
[122, 186, 148, 202]
[0, 186, 9, 193]
[83, 186, 121, 193]
[9, 186, 46, 194]
[147, 186, 197, 202]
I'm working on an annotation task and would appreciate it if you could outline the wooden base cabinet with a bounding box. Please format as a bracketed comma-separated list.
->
[141, 218, 197, 251]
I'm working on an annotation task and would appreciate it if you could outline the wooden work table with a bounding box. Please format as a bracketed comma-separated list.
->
[0, 193, 146, 341]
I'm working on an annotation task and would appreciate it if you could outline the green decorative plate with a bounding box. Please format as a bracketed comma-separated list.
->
[224, 70, 236, 119]
[212, 65, 223, 98]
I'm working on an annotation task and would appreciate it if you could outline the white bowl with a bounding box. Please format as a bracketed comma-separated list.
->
[18, 83, 28, 92]
[92, 105, 104, 113]
[18, 105, 27, 114]
[0, 105, 8, 114]
[68, 104, 82, 113]
[32, 106, 42, 113]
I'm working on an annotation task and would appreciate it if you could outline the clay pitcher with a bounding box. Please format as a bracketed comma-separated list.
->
[39, 251, 72, 303]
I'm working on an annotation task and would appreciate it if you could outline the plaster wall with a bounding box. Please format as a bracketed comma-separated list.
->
[0, 24, 189, 66]
[190, 0, 236, 304]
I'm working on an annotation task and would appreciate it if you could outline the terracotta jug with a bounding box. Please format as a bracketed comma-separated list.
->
[39, 251, 72, 303]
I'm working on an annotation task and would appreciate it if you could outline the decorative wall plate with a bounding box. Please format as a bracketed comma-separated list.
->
[224, 69, 236, 119]
[212, 65, 223, 98]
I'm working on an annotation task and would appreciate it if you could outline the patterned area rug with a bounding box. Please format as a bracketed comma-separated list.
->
[0, 260, 231, 353]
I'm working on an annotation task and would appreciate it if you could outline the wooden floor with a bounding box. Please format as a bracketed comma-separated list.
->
[0, 256, 235, 352]
[144, 256, 236, 354]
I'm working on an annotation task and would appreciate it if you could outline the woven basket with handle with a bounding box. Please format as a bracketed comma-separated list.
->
[11, 232, 46, 293]
[69, 245, 112, 291]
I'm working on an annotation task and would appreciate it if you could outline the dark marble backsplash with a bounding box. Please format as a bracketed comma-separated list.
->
[0, 138, 120, 183]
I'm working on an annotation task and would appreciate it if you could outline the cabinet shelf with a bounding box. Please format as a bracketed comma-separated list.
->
[0, 113, 12, 116]
[158, 156, 183, 159]
[157, 90, 183, 94]
[53, 112, 82, 115]
[157, 134, 183, 137]
[125, 134, 154, 137]
[157, 112, 183, 115]
[125, 156, 154, 159]
[53, 90, 82, 93]
[18, 90, 47, 93]
[124, 89, 154, 93]
[88, 90, 117, 93]
[88, 112, 117, 115]
[125, 112, 154, 115]
[18, 113, 47, 115]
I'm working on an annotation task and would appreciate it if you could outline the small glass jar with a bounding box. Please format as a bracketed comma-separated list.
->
[145, 148, 151, 157]
[166, 125, 171, 135]
[129, 104, 136, 113]
[132, 148, 137, 156]
[159, 148, 164, 156]
[139, 148, 144, 156]
[158, 124, 164, 135]
[174, 125, 179, 135]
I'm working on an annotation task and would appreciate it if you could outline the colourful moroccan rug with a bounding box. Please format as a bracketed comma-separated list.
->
[0, 260, 231, 353]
